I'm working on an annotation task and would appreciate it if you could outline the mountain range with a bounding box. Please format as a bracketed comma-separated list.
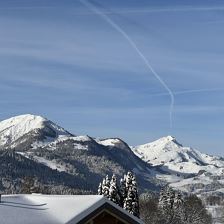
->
[0, 114, 224, 197]
[0, 114, 157, 194]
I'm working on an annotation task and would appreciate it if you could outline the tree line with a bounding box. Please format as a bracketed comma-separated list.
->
[98, 173, 213, 224]
[140, 186, 212, 224]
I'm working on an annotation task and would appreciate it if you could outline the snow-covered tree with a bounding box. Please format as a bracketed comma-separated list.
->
[158, 186, 170, 210]
[140, 188, 212, 224]
[109, 174, 120, 205]
[131, 175, 140, 217]
[173, 191, 183, 208]
[102, 175, 110, 198]
[119, 178, 126, 206]
[97, 172, 139, 218]
[124, 190, 134, 214]
[98, 182, 102, 195]
[125, 171, 133, 191]
[139, 192, 159, 224]
[158, 187, 166, 208]
[183, 195, 212, 224]
[123, 171, 139, 217]
[167, 187, 175, 209]
[173, 191, 184, 223]
[158, 186, 178, 224]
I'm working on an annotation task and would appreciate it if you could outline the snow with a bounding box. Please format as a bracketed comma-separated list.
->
[72, 135, 92, 142]
[133, 136, 204, 167]
[132, 136, 224, 174]
[17, 152, 67, 172]
[98, 138, 129, 150]
[16, 135, 94, 172]
[207, 205, 224, 224]
[0, 194, 102, 224]
[132, 136, 224, 195]
[51, 135, 91, 144]
[31, 156, 67, 172]
[42, 135, 91, 151]
[31, 136, 58, 149]
[0, 114, 70, 147]
[0, 194, 143, 224]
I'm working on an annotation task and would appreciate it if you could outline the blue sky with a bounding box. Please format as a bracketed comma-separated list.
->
[1, 0, 224, 155]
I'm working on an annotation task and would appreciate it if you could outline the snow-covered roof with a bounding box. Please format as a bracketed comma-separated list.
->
[0, 194, 143, 224]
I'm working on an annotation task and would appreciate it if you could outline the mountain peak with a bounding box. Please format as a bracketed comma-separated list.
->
[1, 113, 46, 123]
[135, 135, 180, 150]
[0, 114, 47, 137]
[0, 114, 71, 149]
[159, 135, 176, 143]
[156, 135, 182, 147]
[132, 135, 216, 172]
[131, 135, 191, 166]
[164, 135, 175, 141]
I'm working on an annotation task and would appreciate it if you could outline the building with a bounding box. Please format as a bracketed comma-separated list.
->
[0, 194, 144, 224]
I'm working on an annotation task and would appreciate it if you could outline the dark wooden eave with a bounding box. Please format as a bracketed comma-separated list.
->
[77, 202, 141, 224]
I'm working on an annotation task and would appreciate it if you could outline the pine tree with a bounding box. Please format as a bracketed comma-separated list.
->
[173, 191, 183, 210]
[102, 175, 110, 198]
[109, 174, 120, 205]
[119, 178, 126, 206]
[125, 171, 133, 192]
[123, 171, 140, 217]
[98, 182, 102, 195]
[158, 187, 168, 209]
[167, 187, 175, 209]
[173, 191, 184, 223]
[124, 190, 133, 214]
[131, 175, 140, 217]
[158, 186, 176, 224]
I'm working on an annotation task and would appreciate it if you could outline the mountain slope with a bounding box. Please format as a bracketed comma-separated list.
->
[0, 114, 159, 194]
[132, 136, 224, 196]
[22, 135, 157, 192]
[0, 151, 91, 194]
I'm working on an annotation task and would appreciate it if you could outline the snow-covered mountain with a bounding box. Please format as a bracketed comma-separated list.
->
[0, 114, 72, 150]
[1, 114, 224, 197]
[132, 136, 224, 196]
[0, 114, 158, 194]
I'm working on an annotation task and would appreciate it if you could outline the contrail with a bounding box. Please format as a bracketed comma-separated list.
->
[79, 0, 175, 129]
[151, 88, 224, 97]
[174, 88, 224, 95]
